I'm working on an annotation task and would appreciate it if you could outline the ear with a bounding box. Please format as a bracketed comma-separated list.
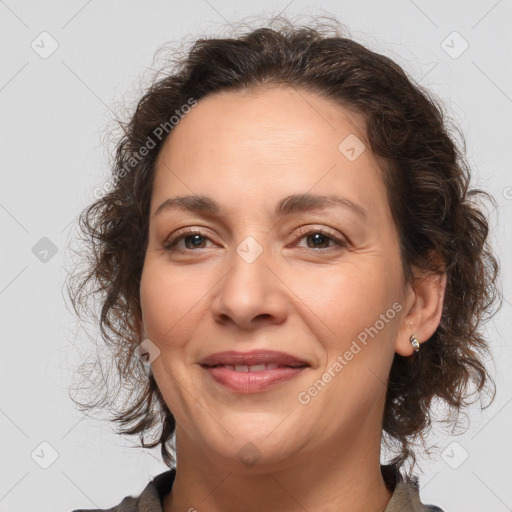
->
[395, 259, 447, 356]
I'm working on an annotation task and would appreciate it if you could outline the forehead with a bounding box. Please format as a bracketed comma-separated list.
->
[158, 85, 368, 162]
[152, 86, 387, 221]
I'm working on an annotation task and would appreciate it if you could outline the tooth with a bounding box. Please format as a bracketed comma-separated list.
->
[249, 364, 266, 372]
[266, 363, 278, 370]
[235, 364, 250, 372]
[224, 364, 235, 371]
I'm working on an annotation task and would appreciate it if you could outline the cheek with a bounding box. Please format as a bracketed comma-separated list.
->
[300, 264, 393, 326]
[292, 258, 402, 368]
[139, 260, 197, 346]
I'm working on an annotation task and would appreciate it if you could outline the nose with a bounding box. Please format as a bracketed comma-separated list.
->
[210, 244, 288, 330]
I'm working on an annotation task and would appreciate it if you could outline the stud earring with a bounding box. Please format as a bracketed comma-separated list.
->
[410, 334, 420, 352]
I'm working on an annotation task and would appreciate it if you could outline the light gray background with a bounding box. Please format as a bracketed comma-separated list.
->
[1, 1, 511, 511]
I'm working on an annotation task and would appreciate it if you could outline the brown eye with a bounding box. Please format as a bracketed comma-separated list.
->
[164, 230, 214, 252]
[293, 228, 347, 251]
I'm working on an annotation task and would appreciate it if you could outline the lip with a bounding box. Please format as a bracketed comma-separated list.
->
[199, 350, 310, 394]
[199, 350, 309, 368]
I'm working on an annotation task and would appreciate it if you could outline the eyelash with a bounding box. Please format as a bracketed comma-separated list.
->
[163, 227, 348, 253]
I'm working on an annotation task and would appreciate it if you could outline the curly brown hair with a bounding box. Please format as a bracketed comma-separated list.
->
[67, 16, 500, 472]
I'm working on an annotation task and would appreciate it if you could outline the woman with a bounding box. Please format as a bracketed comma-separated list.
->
[69, 17, 500, 512]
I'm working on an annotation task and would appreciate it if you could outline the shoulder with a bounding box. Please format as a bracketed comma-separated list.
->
[382, 465, 446, 512]
[70, 469, 176, 512]
[387, 481, 446, 512]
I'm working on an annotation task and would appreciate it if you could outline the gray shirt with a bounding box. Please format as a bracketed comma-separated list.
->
[72, 465, 444, 512]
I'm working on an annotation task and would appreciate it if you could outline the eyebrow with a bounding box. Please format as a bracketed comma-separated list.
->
[154, 193, 368, 220]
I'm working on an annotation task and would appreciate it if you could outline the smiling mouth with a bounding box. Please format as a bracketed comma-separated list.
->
[198, 349, 310, 392]
[200, 362, 309, 393]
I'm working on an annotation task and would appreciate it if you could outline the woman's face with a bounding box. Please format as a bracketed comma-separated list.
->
[140, 86, 414, 471]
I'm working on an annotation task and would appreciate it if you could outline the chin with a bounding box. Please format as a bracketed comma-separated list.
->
[197, 421, 307, 473]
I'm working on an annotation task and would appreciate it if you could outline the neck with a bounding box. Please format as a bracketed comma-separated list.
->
[163, 427, 393, 512]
